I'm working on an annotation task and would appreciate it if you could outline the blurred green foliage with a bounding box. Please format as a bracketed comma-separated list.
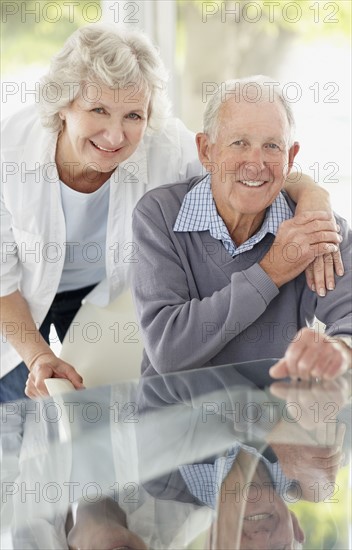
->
[2, 1, 350, 74]
[189, 0, 351, 36]
[290, 466, 350, 549]
[1, 0, 103, 73]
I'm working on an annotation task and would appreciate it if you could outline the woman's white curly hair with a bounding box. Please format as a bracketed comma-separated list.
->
[39, 24, 171, 133]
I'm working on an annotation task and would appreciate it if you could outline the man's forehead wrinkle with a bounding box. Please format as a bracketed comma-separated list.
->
[215, 100, 290, 144]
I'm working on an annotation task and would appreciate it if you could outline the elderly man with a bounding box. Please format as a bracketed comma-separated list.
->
[131, 76, 352, 380]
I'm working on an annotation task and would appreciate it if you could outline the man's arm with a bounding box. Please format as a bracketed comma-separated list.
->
[132, 196, 341, 375]
[269, 215, 352, 380]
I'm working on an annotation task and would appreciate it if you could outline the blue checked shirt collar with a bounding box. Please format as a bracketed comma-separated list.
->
[174, 174, 293, 256]
[179, 443, 291, 509]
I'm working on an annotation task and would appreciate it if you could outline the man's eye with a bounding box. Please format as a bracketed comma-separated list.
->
[92, 108, 105, 114]
[232, 140, 245, 146]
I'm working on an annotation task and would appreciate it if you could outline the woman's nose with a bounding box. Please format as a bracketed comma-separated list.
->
[103, 121, 125, 147]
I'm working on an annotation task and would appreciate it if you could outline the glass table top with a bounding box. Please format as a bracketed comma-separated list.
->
[1, 361, 351, 549]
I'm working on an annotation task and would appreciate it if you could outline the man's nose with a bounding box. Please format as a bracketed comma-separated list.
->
[243, 147, 266, 178]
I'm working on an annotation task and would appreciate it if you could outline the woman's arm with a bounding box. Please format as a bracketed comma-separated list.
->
[0, 291, 84, 398]
[284, 172, 344, 296]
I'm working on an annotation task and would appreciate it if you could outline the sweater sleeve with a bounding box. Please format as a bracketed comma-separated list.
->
[131, 196, 279, 374]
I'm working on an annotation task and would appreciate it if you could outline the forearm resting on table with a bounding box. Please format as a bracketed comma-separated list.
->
[0, 291, 83, 397]
[0, 290, 52, 370]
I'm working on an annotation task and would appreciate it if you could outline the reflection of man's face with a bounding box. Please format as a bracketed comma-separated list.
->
[240, 462, 304, 550]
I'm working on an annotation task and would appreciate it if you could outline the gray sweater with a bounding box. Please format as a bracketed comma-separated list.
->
[132, 177, 352, 377]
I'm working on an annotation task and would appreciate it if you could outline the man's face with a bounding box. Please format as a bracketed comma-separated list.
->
[197, 97, 300, 230]
[240, 485, 303, 549]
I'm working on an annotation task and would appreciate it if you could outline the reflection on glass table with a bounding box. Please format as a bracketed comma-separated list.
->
[1, 361, 351, 549]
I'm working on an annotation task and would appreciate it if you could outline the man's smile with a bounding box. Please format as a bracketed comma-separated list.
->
[239, 180, 268, 188]
[244, 513, 273, 521]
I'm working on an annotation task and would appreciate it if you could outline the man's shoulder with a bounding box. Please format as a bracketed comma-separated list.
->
[134, 176, 205, 218]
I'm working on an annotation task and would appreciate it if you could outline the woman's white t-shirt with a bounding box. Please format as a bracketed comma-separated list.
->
[58, 179, 110, 292]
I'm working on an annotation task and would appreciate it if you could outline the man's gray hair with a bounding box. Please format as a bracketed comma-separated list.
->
[39, 24, 171, 133]
[203, 75, 296, 146]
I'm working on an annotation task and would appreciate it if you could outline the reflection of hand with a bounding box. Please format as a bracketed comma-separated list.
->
[268, 377, 347, 503]
[67, 498, 147, 550]
[25, 352, 84, 398]
[269, 327, 352, 381]
[270, 377, 350, 433]
[272, 423, 345, 502]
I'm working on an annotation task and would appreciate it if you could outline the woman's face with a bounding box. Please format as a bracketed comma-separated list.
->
[58, 83, 150, 179]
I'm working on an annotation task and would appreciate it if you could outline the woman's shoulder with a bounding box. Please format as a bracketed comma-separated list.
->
[144, 117, 195, 150]
[1, 104, 57, 165]
[1, 104, 44, 150]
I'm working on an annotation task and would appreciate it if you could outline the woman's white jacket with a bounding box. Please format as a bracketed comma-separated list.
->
[0, 106, 201, 376]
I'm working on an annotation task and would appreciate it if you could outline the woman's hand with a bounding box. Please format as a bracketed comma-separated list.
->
[0, 291, 84, 399]
[284, 173, 344, 295]
[25, 352, 84, 398]
[304, 250, 344, 297]
[67, 498, 147, 550]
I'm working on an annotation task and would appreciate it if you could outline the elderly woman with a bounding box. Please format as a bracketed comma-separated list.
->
[0, 25, 340, 402]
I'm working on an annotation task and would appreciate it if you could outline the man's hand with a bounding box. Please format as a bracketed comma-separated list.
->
[271, 426, 345, 502]
[260, 211, 342, 288]
[270, 377, 350, 433]
[269, 328, 352, 381]
[25, 352, 84, 398]
[267, 377, 347, 502]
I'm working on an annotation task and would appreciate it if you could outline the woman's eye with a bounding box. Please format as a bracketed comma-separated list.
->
[126, 113, 142, 120]
[92, 108, 105, 114]
[266, 143, 280, 150]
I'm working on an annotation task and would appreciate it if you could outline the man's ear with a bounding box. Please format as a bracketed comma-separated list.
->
[196, 132, 212, 166]
[290, 511, 305, 544]
[287, 141, 300, 174]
